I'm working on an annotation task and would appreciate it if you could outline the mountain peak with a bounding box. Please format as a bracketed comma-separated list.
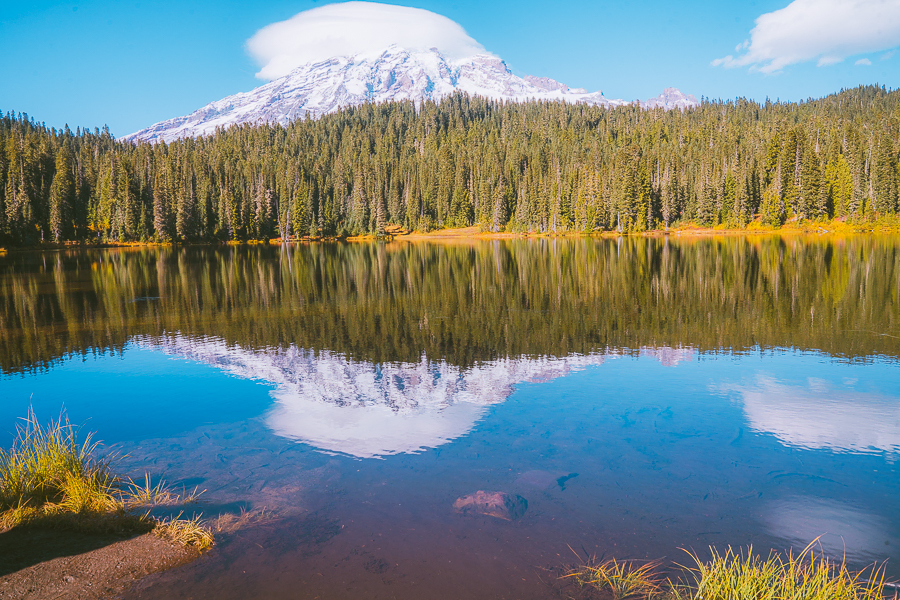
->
[124, 48, 698, 143]
[641, 87, 700, 110]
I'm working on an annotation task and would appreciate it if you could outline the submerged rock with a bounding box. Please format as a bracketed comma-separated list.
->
[453, 491, 528, 521]
[556, 473, 579, 490]
[515, 470, 579, 490]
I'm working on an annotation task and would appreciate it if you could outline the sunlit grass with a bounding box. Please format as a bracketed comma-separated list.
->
[675, 541, 892, 600]
[567, 558, 663, 599]
[154, 512, 215, 550]
[0, 409, 119, 517]
[0, 410, 214, 549]
[566, 540, 894, 600]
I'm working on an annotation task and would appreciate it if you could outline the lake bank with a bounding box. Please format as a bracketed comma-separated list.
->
[0, 413, 214, 598]
[3, 217, 900, 251]
[0, 529, 200, 600]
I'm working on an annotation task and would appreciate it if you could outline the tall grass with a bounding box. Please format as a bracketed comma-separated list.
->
[676, 542, 891, 600]
[567, 540, 894, 600]
[0, 410, 117, 514]
[0, 410, 213, 549]
[567, 558, 662, 599]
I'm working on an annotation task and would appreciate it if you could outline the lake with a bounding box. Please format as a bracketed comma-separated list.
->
[1, 235, 899, 599]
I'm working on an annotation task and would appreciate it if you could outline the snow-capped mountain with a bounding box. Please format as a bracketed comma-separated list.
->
[125, 46, 698, 143]
[640, 87, 700, 111]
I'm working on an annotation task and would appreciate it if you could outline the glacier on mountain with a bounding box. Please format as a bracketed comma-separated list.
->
[125, 46, 698, 143]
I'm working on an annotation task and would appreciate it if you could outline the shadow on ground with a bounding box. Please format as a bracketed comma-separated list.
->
[0, 528, 140, 575]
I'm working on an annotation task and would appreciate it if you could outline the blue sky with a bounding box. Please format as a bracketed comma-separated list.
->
[2, 0, 898, 137]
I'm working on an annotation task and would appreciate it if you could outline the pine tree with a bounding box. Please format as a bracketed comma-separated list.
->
[825, 155, 853, 218]
[153, 168, 173, 242]
[800, 147, 824, 220]
[0, 86, 899, 245]
[491, 174, 507, 232]
[873, 136, 898, 214]
[48, 147, 74, 241]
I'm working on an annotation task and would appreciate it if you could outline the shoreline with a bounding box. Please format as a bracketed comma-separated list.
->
[0, 529, 201, 600]
[2, 219, 899, 252]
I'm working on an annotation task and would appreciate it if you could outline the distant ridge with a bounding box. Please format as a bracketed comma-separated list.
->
[125, 45, 698, 143]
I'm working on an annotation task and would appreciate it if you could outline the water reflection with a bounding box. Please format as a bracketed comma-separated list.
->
[2, 238, 900, 594]
[764, 497, 899, 563]
[639, 345, 695, 367]
[139, 333, 632, 457]
[2, 235, 899, 376]
[719, 376, 900, 454]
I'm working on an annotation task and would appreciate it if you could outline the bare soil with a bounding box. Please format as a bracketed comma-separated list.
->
[0, 528, 200, 599]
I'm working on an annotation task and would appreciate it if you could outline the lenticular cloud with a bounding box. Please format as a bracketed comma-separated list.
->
[247, 1, 489, 80]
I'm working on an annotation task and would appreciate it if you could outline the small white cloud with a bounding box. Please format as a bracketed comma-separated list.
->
[713, 0, 900, 73]
[856, 57, 873, 65]
[817, 55, 843, 66]
[247, 1, 489, 80]
[882, 49, 897, 59]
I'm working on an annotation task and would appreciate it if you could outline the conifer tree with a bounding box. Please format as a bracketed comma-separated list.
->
[49, 147, 74, 241]
[873, 136, 898, 214]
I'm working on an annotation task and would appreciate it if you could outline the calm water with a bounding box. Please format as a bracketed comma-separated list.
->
[1, 236, 899, 599]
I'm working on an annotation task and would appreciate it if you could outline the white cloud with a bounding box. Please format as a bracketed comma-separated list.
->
[247, 1, 489, 80]
[856, 57, 873, 65]
[713, 0, 900, 73]
[883, 49, 897, 59]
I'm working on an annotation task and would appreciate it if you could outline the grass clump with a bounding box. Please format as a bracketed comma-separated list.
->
[0, 410, 214, 549]
[566, 540, 894, 600]
[567, 558, 663, 599]
[213, 506, 273, 535]
[154, 512, 215, 550]
[0, 409, 119, 527]
[125, 472, 203, 507]
[676, 542, 891, 600]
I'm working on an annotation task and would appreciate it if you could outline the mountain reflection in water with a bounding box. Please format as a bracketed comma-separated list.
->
[138, 334, 700, 457]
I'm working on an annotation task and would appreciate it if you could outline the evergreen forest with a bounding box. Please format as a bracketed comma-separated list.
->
[1, 85, 898, 246]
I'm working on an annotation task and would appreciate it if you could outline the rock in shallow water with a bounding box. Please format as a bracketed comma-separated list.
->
[453, 491, 528, 521]
[515, 470, 579, 490]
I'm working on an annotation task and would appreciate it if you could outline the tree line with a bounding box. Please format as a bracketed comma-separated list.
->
[1, 85, 898, 245]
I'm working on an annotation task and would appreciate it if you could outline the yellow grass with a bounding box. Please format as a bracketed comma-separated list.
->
[154, 512, 215, 550]
[675, 542, 892, 600]
[566, 540, 894, 600]
[0, 410, 214, 549]
[567, 558, 663, 599]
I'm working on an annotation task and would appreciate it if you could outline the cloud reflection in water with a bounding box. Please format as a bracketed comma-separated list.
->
[719, 376, 900, 454]
[763, 497, 898, 564]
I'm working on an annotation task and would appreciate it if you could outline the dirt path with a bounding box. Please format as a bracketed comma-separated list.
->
[0, 529, 200, 599]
